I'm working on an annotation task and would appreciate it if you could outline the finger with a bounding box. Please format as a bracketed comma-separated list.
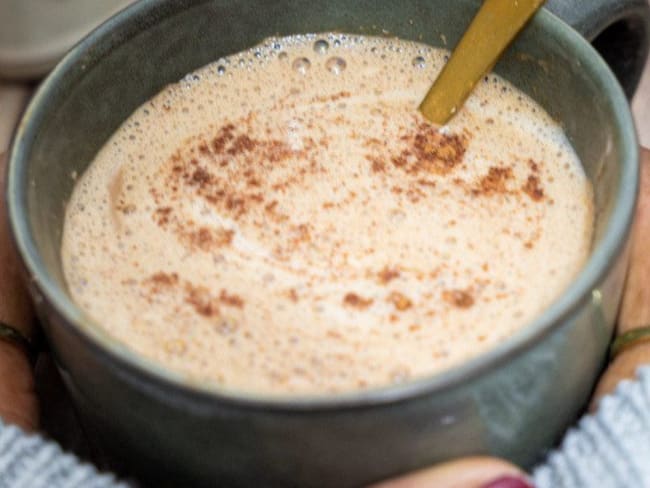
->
[0, 151, 34, 337]
[592, 148, 650, 409]
[0, 341, 38, 431]
[591, 341, 650, 410]
[617, 147, 650, 332]
[0, 151, 38, 430]
[369, 456, 530, 488]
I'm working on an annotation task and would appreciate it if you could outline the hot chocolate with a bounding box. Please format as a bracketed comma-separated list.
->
[61, 33, 593, 395]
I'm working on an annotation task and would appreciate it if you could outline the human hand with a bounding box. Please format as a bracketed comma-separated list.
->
[591, 146, 650, 404]
[0, 151, 38, 431]
[373, 148, 650, 488]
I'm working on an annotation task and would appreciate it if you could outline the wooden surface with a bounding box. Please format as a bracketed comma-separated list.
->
[633, 59, 650, 147]
[0, 83, 30, 153]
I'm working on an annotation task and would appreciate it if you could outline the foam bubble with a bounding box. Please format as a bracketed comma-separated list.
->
[313, 39, 329, 54]
[412, 55, 426, 68]
[292, 57, 311, 74]
[325, 56, 346, 74]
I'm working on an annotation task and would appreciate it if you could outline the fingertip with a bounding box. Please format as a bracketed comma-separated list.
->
[369, 456, 524, 488]
[481, 475, 534, 488]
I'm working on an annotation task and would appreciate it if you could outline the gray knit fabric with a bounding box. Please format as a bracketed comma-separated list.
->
[1, 367, 650, 487]
[0, 421, 125, 487]
[533, 366, 650, 488]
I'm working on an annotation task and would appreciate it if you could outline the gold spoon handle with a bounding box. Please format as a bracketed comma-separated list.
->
[419, 0, 546, 125]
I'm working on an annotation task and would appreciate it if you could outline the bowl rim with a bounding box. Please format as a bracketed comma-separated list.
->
[6, 0, 639, 411]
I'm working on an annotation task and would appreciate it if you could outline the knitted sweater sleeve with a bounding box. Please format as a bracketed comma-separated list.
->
[0, 421, 125, 488]
[533, 365, 650, 488]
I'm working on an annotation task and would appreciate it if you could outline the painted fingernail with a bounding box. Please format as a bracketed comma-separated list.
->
[481, 475, 534, 488]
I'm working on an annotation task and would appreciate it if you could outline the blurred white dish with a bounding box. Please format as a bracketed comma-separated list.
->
[0, 0, 137, 79]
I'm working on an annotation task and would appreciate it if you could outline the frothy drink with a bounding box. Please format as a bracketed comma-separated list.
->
[62, 34, 593, 395]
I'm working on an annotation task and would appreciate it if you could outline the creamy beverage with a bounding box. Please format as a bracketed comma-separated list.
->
[61, 33, 593, 395]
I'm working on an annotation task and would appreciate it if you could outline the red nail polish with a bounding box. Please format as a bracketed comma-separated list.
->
[481, 475, 534, 488]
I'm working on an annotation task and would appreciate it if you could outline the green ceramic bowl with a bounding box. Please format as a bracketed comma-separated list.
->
[6, 0, 648, 486]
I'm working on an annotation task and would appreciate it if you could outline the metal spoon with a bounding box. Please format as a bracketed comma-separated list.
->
[419, 0, 546, 125]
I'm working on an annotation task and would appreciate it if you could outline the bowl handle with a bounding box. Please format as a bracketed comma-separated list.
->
[545, 0, 650, 99]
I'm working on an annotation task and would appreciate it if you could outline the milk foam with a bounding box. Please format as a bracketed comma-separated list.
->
[61, 33, 593, 395]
